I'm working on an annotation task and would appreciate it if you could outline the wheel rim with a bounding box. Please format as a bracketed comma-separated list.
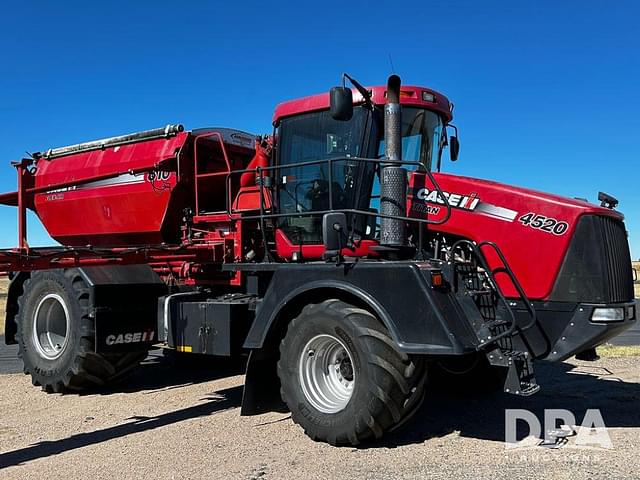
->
[32, 293, 70, 360]
[299, 334, 355, 414]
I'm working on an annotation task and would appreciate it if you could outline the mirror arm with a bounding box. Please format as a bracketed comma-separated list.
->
[436, 124, 449, 172]
[343, 73, 373, 108]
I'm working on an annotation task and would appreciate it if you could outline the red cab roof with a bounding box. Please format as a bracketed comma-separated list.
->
[273, 85, 453, 124]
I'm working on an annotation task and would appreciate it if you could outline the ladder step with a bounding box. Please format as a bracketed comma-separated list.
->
[465, 289, 493, 296]
[516, 382, 541, 396]
[455, 261, 475, 267]
[483, 319, 509, 329]
[503, 351, 539, 396]
[485, 349, 540, 396]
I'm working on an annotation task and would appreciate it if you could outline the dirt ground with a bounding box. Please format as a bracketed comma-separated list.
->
[0, 275, 638, 479]
[0, 278, 7, 335]
[0, 352, 639, 480]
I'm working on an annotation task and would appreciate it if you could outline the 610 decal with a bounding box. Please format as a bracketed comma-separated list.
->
[518, 212, 569, 236]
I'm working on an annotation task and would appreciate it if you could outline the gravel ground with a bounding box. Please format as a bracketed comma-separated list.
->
[0, 352, 639, 480]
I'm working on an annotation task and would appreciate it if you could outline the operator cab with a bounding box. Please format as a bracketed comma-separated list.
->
[272, 84, 455, 256]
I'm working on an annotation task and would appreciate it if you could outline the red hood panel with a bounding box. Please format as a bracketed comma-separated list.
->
[409, 172, 623, 299]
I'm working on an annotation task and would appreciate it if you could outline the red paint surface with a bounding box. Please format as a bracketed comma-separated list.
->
[410, 172, 623, 300]
[232, 186, 272, 212]
[274, 229, 379, 260]
[33, 133, 189, 246]
[273, 85, 453, 124]
[0, 85, 626, 302]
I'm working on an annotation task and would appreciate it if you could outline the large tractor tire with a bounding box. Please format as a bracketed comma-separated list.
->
[15, 269, 147, 393]
[277, 299, 426, 446]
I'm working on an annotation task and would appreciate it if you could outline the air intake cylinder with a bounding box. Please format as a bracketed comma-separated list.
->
[380, 75, 407, 247]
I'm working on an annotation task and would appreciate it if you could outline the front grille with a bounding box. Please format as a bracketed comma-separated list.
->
[551, 215, 634, 303]
[600, 216, 634, 302]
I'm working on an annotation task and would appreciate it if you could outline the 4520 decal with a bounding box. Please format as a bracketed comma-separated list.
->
[518, 212, 569, 236]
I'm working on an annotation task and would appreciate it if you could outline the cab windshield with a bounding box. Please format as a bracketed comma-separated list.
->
[276, 107, 373, 243]
[275, 106, 444, 244]
[376, 107, 443, 170]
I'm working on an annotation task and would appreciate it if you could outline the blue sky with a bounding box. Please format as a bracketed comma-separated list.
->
[0, 1, 638, 258]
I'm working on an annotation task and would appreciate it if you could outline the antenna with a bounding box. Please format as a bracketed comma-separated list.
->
[388, 53, 396, 74]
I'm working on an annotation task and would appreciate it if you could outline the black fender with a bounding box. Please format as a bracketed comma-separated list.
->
[4, 265, 166, 351]
[240, 261, 479, 415]
[243, 262, 477, 354]
[76, 265, 167, 353]
[245, 279, 400, 348]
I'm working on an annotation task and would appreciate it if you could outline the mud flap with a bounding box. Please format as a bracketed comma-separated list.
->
[241, 347, 287, 415]
[77, 265, 167, 353]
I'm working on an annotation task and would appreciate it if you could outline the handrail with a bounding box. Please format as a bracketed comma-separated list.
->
[478, 241, 538, 333]
[35, 124, 184, 160]
[224, 155, 453, 227]
[193, 132, 232, 215]
[450, 239, 519, 348]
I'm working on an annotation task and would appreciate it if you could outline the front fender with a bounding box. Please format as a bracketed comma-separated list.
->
[244, 277, 399, 348]
[242, 262, 478, 355]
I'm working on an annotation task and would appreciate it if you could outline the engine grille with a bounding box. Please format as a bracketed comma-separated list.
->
[600, 216, 634, 302]
[551, 215, 634, 303]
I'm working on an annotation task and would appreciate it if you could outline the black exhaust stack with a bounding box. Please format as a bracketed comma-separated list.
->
[380, 75, 407, 247]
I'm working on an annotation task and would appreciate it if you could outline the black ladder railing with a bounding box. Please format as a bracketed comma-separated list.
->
[450, 239, 540, 396]
[451, 239, 539, 350]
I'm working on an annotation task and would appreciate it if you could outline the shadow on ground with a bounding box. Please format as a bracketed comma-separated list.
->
[0, 385, 243, 469]
[0, 350, 247, 469]
[99, 349, 248, 395]
[1, 357, 639, 468]
[381, 360, 640, 449]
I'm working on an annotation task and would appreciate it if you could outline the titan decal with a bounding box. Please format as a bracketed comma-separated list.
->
[411, 187, 519, 222]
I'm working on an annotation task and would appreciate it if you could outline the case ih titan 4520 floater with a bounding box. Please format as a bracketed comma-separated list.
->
[0, 75, 635, 445]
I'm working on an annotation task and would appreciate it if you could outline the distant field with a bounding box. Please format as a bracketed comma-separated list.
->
[634, 262, 640, 298]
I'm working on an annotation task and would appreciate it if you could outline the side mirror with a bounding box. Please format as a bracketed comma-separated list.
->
[449, 135, 460, 161]
[322, 212, 348, 259]
[329, 87, 353, 121]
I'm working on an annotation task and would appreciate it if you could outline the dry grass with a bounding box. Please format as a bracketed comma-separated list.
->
[598, 344, 640, 357]
[0, 276, 8, 295]
[633, 261, 640, 298]
[0, 277, 6, 336]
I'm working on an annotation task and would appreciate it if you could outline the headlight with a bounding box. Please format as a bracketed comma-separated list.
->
[591, 307, 624, 322]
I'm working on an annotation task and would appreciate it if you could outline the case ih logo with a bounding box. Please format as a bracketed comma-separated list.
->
[106, 331, 155, 345]
[413, 188, 480, 211]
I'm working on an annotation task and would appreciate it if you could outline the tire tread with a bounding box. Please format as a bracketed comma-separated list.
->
[15, 269, 147, 393]
[277, 298, 426, 446]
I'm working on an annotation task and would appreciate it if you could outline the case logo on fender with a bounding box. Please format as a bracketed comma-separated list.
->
[413, 188, 480, 211]
[106, 331, 155, 345]
[411, 187, 519, 223]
